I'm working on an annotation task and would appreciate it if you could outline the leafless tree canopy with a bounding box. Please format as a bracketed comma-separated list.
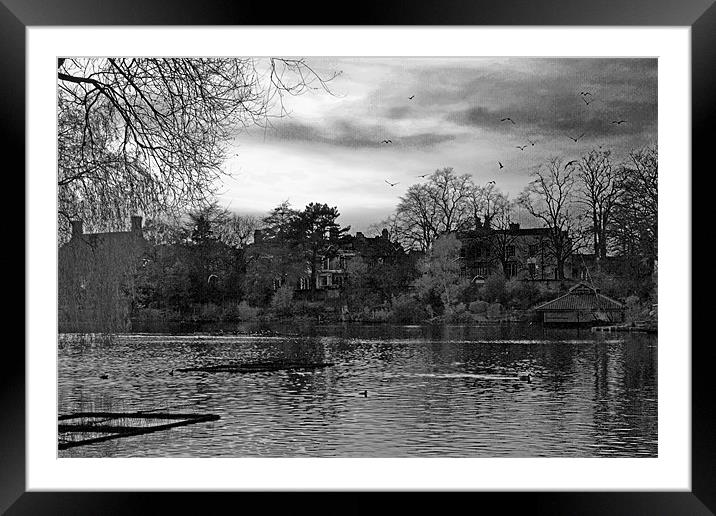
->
[611, 145, 658, 273]
[518, 157, 587, 279]
[57, 57, 338, 240]
[575, 148, 621, 262]
[390, 168, 500, 251]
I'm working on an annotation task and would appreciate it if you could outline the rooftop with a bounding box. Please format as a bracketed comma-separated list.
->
[533, 283, 624, 312]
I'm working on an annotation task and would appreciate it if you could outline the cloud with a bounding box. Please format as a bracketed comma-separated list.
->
[263, 118, 455, 149]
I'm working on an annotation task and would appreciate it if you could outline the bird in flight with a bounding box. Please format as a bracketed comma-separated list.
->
[567, 133, 586, 142]
[581, 97, 592, 106]
[498, 161, 504, 170]
[611, 120, 628, 125]
[527, 138, 536, 146]
[417, 173, 429, 178]
[579, 91, 592, 97]
[500, 117, 516, 124]
[359, 390, 368, 397]
[487, 180, 496, 185]
[408, 95, 415, 100]
[385, 180, 399, 187]
[381, 139, 393, 144]
[516, 145, 527, 151]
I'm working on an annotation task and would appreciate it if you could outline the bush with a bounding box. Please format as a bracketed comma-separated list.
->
[389, 294, 428, 324]
[270, 284, 295, 317]
[197, 302, 221, 320]
[235, 301, 261, 321]
[505, 279, 542, 309]
[480, 273, 507, 304]
[486, 302, 504, 318]
[443, 302, 474, 323]
[468, 300, 489, 314]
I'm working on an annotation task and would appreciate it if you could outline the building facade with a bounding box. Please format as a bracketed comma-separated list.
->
[58, 216, 150, 332]
[456, 222, 576, 283]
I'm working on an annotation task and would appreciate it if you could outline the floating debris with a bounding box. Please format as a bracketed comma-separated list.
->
[175, 361, 335, 374]
[58, 411, 220, 450]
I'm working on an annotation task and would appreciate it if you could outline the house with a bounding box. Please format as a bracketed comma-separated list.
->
[533, 282, 625, 325]
[252, 227, 414, 302]
[456, 220, 576, 284]
[58, 216, 150, 332]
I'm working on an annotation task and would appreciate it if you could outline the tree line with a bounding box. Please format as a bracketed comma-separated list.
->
[129, 143, 656, 324]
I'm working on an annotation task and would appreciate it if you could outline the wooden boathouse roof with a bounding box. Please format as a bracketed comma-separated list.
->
[533, 282, 624, 312]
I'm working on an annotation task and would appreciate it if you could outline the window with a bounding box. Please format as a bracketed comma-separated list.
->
[506, 245, 516, 258]
[320, 275, 330, 287]
[528, 244, 538, 257]
[528, 263, 536, 278]
[505, 262, 519, 278]
[299, 277, 310, 290]
[475, 247, 482, 257]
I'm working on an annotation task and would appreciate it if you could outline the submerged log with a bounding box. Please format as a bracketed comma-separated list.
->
[58, 412, 220, 450]
[175, 362, 335, 374]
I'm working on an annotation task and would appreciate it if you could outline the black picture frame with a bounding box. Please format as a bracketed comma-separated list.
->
[5, 1, 712, 513]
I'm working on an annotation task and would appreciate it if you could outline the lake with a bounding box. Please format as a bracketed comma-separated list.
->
[58, 323, 657, 457]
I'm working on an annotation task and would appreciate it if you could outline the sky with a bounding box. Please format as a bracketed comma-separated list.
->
[219, 57, 657, 234]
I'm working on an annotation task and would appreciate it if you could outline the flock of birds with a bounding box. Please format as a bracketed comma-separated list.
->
[383, 89, 629, 187]
[494, 91, 629, 172]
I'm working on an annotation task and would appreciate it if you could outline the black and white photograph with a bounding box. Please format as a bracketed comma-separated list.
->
[56, 56, 658, 459]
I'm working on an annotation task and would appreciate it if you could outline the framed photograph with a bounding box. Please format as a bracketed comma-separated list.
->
[8, 0, 711, 513]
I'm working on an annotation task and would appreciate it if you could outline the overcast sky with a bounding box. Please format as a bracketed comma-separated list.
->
[219, 57, 657, 233]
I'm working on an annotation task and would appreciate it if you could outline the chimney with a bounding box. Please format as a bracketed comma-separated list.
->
[253, 229, 264, 244]
[381, 228, 389, 240]
[71, 220, 83, 239]
[509, 222, 520, 231]
[131, 215, 143, 233]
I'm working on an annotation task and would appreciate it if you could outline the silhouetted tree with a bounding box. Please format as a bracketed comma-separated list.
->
[58, 57, 338, 241]
[519, 157, 586, 279]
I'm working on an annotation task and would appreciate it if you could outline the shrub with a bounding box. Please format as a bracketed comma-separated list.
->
[389, 294, 428, 324]
[270, 284, 295, 317]
[236, 301, 261, 321]
[486, 302, 504, 318]
[469, 300, 489, 314]
[197, 302, 221, 321]
[480, 273, 507, 304]
[443, 302, 474, 323]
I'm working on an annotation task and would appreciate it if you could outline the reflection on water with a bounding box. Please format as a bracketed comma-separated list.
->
[58, 323, 657, 457]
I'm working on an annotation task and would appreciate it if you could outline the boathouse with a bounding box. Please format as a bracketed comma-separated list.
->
[533, 282, 625, 325]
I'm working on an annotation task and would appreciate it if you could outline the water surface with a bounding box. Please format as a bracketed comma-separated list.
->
[58, 323, 657, 457]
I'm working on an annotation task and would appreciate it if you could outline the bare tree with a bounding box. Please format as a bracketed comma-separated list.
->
[466, 182, 508, 230]
[611, 145, 658, 276]
[394, 183, 442, 251]
[486, 200, 523, 276]
[576, 148, 622, 264]
[424, 167, 474, 233]
[57, 57, 338, 241]
[518, 157, 586, 279]
[218, 213, 263, 249]
[391, 167, 476, 251]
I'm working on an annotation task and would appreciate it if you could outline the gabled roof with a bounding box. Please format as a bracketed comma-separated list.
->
[533, 282, 624, 311]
